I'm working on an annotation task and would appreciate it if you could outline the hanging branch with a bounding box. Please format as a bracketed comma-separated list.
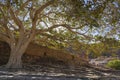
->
[36, 24, 91, 39]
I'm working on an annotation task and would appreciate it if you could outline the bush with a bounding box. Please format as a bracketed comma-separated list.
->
[107, 59, 120, 70]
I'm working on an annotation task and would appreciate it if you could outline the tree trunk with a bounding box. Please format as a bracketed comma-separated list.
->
[5, 44, 28, 69]
[5, 29, 35, 68]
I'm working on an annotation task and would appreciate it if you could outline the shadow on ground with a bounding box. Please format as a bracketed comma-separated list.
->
[0, 65, 120, 80]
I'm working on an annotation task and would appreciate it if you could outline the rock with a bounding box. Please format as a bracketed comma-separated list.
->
[0, 42, 88, 67]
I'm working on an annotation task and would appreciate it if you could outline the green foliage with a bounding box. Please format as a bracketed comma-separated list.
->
[0, 0, 120, 55]
[107, 59, 120, 70]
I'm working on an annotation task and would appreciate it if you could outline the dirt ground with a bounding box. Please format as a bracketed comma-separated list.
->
[0, 64, 120, 80]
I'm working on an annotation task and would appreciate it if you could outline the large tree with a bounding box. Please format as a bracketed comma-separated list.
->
[0, 0, 119, 68]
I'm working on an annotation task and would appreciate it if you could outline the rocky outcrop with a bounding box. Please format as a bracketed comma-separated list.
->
[0, 42, 88, 67]
[25, 43, 88, 67]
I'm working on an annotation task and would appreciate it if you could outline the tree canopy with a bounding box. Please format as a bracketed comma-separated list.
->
[0, 0, 120, 68]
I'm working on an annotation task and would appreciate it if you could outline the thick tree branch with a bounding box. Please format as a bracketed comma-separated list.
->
[36, 24, 83, 32]
[36, 24, 91, 39]
[0, 19, 15, 41]
[0, 33, 11, 44]
[32, 0, 54, 30]
[9, 7, 24, 32]
[34, 0, 54, 20]
[9, 7, 26, 47]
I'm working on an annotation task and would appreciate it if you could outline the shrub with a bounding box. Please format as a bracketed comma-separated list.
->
[106, 59, 120, 70]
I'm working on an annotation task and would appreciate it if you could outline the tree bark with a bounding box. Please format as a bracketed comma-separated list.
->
[5, 43, 28, 69]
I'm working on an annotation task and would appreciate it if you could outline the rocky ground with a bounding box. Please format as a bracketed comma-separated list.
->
[0, 64, 120, 80]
